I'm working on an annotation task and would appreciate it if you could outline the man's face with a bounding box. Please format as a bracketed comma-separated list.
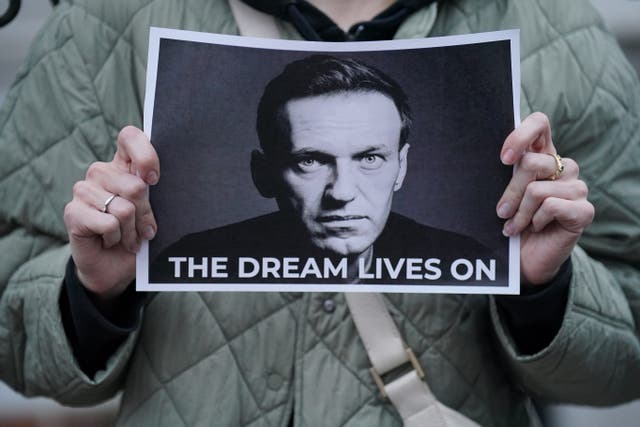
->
[274, 91, 409, 257]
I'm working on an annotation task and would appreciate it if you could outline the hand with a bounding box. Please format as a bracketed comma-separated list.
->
[64, 126, 159, 301]
[496, 113, 594, 286]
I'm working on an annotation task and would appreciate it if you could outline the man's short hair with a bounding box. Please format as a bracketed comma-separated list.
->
[256, 55, 412, 157]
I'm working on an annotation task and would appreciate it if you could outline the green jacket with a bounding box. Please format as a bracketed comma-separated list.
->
[0, 0, 639, 426]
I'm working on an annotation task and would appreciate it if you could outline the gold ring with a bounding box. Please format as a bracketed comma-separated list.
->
[101, 194, 117, 213]
[546, 153, 564, 181]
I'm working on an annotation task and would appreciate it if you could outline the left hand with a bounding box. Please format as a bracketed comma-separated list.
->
[496, 112, 594, 286]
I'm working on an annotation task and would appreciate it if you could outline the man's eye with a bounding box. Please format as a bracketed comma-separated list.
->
[297, 158, 322, 172]
[360, 155, 384, 170]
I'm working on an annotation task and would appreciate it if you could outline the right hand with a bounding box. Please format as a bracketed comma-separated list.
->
[64, 126, 159, 301]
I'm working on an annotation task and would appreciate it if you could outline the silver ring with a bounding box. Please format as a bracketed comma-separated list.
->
[101, 194, 117, 213]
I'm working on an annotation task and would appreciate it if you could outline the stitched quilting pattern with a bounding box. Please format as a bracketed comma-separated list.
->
[1, 0, 639, 426]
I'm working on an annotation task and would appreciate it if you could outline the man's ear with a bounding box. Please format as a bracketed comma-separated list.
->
[251, 150, 277, 198]
[394, 144, 410, 191]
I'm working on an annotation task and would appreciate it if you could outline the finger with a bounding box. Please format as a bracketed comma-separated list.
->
[85, 162, 157, 241]
[105, 196, 141, 252]
[501, 112, 553, 165]
[503, 179, 589, 236]
[531, 198, 595, 234]
[114, 126, 160, 185]
[74, 180, 139, 252]
[497, 152, 569, 219]
[64, 201, 122, 248]
[555, 157, 579, 181]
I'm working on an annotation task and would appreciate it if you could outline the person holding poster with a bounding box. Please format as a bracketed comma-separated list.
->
[0, 1, 638, 426]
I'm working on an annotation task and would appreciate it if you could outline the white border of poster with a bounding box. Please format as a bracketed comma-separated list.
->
[137, 27, 521, 294]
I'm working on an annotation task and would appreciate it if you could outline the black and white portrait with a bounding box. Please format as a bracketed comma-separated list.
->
[139, 30, 520, 293]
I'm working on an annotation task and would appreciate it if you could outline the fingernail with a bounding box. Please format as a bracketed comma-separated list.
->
[497, 203, 511, 219]
[502, 222, 513, 237]
[147, 171, 159, 185]
[502, 148, 515, 164]
[143, 225, 156, 240]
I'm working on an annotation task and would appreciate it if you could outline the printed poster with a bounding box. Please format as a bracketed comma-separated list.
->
[137, 28, 521, 294]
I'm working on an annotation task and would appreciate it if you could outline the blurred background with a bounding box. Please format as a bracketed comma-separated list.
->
[0, 0, 639, 426]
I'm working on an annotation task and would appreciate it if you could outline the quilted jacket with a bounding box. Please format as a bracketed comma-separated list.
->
[0, 0, 639, 426]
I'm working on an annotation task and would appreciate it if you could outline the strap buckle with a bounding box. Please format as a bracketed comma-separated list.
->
[370, 347, 425, 398]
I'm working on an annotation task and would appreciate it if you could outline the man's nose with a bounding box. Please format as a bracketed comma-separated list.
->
[324, 161, 357, 203]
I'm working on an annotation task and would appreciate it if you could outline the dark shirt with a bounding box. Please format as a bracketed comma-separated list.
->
[242, 0, 437, 41]
[60, 259, 147, 376]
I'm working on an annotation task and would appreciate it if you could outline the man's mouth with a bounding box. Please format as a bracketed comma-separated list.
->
[318, 215, 367, 223]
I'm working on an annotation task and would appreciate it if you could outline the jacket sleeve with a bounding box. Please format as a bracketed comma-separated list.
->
[491, 0, 640, 405]
[0, 1, 144, 405]
[0, 231, 140, 405]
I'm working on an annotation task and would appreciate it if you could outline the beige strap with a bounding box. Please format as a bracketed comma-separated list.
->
[346, 293, 480, 427]
[228, 0, 281, 38]
[345, 292, 408, 373]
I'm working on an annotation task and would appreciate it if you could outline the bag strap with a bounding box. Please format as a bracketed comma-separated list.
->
[345, 293, 480, 427]
[228, 0, 280, 38]
[227, 2, 479, 425]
